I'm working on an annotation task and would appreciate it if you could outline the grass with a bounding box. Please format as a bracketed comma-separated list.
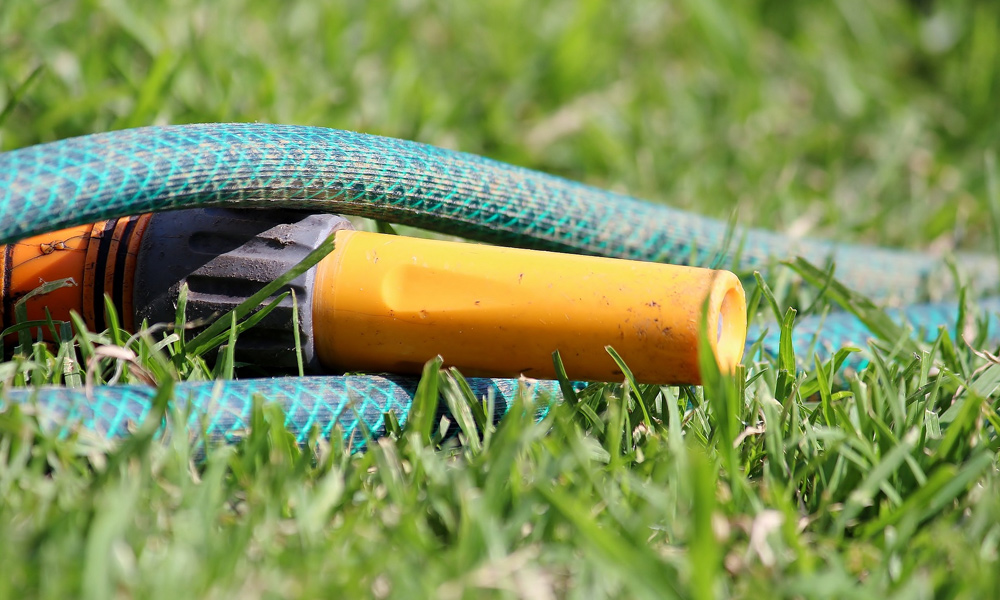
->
[2, 0, 1000, 597]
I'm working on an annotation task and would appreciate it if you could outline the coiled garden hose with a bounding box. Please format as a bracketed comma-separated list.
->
[0, 123, 997, 448]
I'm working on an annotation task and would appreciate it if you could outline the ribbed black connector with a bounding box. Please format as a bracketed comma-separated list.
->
[133, 208, 351, 370]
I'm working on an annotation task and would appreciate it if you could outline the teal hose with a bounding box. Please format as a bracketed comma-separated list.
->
[1, 123, 998, 446]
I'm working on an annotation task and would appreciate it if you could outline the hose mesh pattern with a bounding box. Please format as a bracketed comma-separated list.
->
[1, 124, 998, 447]
[3, 124, 993, 298]
[3, 376, 556, 450]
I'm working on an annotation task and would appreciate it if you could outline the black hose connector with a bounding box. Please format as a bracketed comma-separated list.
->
[133, 208, 352, 370]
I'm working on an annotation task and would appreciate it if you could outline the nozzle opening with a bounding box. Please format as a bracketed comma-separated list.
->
[709, 274, 747, 374]
[705, 271, 747, 373]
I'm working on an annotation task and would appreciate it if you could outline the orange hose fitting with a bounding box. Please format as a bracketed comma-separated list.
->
[1, 215, 150, 337]
[2, 223, 94, 334]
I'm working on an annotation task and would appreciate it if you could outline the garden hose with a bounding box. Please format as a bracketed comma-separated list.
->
[0, 123, 998, 448]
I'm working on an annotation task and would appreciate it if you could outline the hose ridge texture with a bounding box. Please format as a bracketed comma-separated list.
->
[1, 123, 998, 448]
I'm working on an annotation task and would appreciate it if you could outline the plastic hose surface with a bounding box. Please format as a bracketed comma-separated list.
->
[1, 123, 998, 446]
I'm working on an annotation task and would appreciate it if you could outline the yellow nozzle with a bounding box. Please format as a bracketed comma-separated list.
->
[312, 230, 746, 384]
[3, 213, 748, 385]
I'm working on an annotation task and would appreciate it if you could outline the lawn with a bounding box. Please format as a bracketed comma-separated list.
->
[2, 0, 1000, 597]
